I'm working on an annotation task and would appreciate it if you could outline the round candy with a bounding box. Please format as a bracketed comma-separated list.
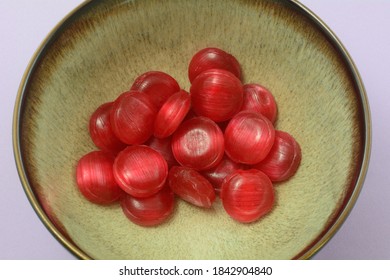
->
[89, 102, 126, 153]
[121, 185, 175, 227]
[224, 111, 275, 164]
[241, 83, 278, 124]
[110, 91, 157, 145]
[202, 155, 246, 195]
[76, 151, 123, 204]
[130, 71, 180, 108]
[154, 90, 191, 138]
[190, 69, 243, 122]
[220, 169, 274, 223]
[145, 136, 178, 169]
[113, 145, 168, 198]
[254, 130, 301, 182]
[188, 47, 241, 83]
[168, 166, 216, 208]
[171, 116, 224, 171]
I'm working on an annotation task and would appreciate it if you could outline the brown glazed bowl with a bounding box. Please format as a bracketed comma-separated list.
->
[13, 0, 370, 259]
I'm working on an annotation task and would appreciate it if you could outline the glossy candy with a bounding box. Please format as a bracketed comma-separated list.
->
[224, 111, 275, 165]
[113, 145, 168, 198]
[254, 130, 302, 182]
[110, 91, 157, 145]
[154, 90, 191, 138]
[168, 166, 216, 208]
[77, 47, 301, 226]
[221, 169, 274, 223]
[188, 47, 241, 83]
[202, 156, 246, 195]
[241, 84, 278, 124]
[130, 71, 180, 108]
[121, 185, 175, 227]
[145, 136, 178, 168]
[190, 69, 244, 122]
[76, 151, 123, 204]
[171, 117, 224, 170]
[89, 102, 126, 153]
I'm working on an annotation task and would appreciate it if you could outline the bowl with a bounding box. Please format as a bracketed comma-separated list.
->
[13, 0, 370, 259]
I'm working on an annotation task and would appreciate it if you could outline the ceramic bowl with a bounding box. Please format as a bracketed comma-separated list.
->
[13, 0, 370, 259]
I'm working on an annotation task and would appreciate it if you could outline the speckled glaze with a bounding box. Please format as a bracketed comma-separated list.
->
[13, 0, 370, 259]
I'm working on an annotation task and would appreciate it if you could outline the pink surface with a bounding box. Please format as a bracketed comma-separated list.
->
[1, 0, 389, 259]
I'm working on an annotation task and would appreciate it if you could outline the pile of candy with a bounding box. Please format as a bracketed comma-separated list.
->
[76, 47, 301, 226]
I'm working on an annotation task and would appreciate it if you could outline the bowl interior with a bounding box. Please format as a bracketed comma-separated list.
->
[16, 0, 368, 259]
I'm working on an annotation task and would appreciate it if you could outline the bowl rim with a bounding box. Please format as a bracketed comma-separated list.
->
[289, 0, 371, 259]
[12, 0, 371, 260]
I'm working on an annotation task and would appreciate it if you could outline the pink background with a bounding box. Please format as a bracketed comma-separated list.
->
[1, 0, 389, 259]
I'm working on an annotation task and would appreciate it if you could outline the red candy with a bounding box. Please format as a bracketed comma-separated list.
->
[76, 151, 123, 204]
[224, 111, 275, 165]
[221, 169, 274, 223]
[110, 91, 157, 145]
[241, 84, 278, 124]
[188, 47, 241, 83]
[89, 102, 126, 153]
[202, 156, 246, 195]
[190, 69, 244, 122]
[254, 130, 302, 182]
[76, 47, 301, 226]
[145, 136, 178, 168]
[113, 145, 168, 198]
[130, 71, 180, 108]
[171, 117, 224, 171]
[168, 166, 216, 208]
[121, 185, 174, 227]
[154, 90, 191, 138]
